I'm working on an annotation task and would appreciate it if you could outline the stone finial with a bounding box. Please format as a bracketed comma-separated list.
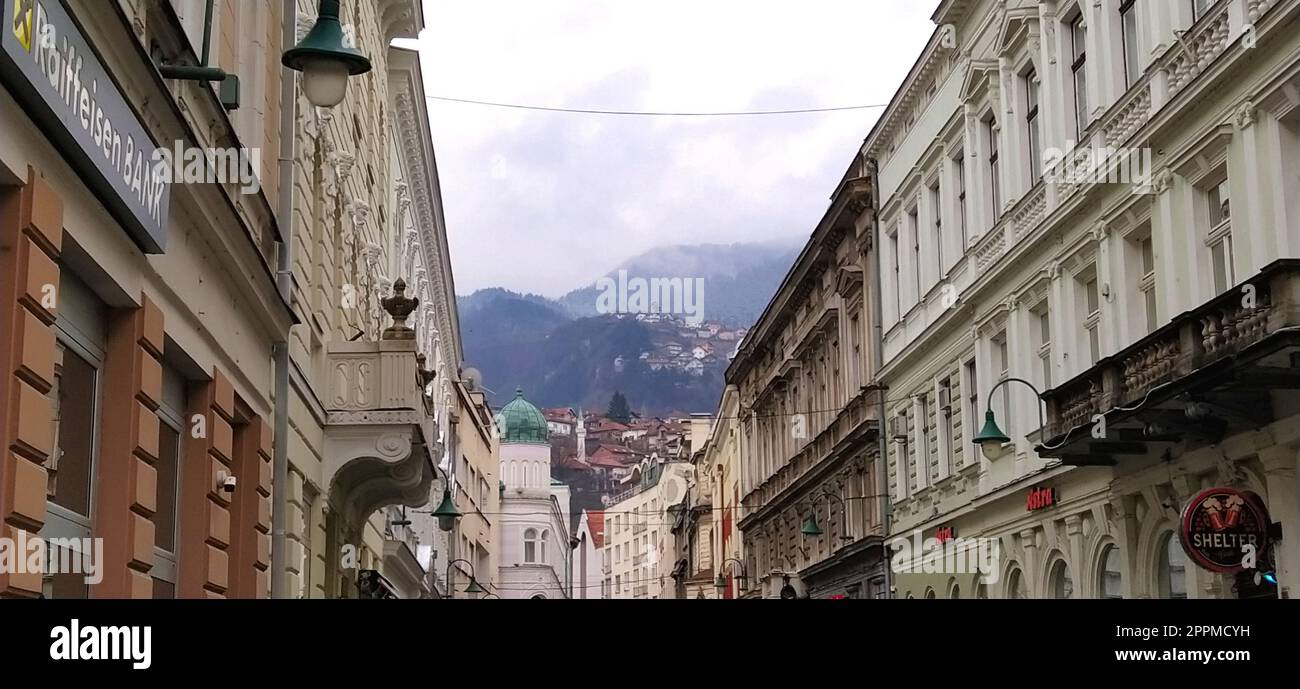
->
[417, 353, 436, 388]
[381, 278, 419, 340]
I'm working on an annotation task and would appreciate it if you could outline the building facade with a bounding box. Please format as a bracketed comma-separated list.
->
[496, 390, 571, 599]
[0, 0, 295, 598]
[728, 153, 887, 600]
[277, 0, 466, 600]
[872, 0, 1300, 599]
[602, 459, 693, 599]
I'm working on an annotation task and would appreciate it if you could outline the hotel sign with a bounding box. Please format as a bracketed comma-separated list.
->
[1179, 487, 1270, 574]
[1, 0, 169, 252]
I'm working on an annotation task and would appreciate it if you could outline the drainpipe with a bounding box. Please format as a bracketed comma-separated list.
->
[270, 0, 299, 599]
[866, 156, 892, 600]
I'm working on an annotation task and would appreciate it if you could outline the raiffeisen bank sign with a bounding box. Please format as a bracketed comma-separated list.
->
[1, 0, 169, 253]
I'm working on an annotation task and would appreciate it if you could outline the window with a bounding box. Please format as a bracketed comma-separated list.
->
[986, 117, 1001, 217]
[1078, 271, 1102, 364]
[949, 583, 960, 599]
[1070, 12, 1089, 135]
[540, 530, 550, 563]
[917, 393, 930, 490]
[850, 313, 863, 389]
[1005, 567, 1028, 599]
[1024, 69, 1041, 180]
[1120, 0, 1140, 87]
[895, 408, 910, 500]
[1206, 177, 1234, 293]
[938, 377, 954, 478]
[909, 205, 921, 302]
[1191, 0, 1214, 22]
[963, 359, 978, 466]
[930, 181, 943, 279]
[1158, 533, 1188, 599]
[153, 363, 187, 599]
[42, 272, 106, 600]
[524, 528, 539, 563]
[1101, 546, 1123, 599]
[993, 332, 1010, 436]
[889, 227, 901, 319]
[954, 153, 968, 249]
[1033, 303, 1052, 389]
[1050, 559, 1074, 599]
[1136, 231, 1158, 332]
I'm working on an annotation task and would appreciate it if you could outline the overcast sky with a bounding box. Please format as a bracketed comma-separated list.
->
[412, 0, 936, 298]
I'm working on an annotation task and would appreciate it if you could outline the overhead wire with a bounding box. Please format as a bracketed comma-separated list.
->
[424, 94, 890, 117]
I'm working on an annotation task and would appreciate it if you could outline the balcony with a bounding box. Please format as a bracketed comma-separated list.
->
[1039, 260, 1300, 465]
[322, 280, 440, 531]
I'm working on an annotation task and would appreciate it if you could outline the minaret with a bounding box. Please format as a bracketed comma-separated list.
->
[576, 407, 587, 464]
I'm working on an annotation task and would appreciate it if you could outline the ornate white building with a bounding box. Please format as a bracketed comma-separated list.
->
[496, 390, 572, 599]
[873, 0, 1300, 599]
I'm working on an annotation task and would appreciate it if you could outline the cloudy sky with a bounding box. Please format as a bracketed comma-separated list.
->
[412, 0, 936, 298]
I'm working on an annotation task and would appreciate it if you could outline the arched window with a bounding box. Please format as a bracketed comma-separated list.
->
[1158, 532, 1187, 599]
[539, 530, 549, 563]
[524, 528, 538, 563]
[1049, 558, 1073, 599]
[949, 582, 961, 599]
[924, 588, 936, 599]
[975, 582, 988, 599]
[1100, 545, 1123, 599]
[531, 594, 546, 600]
[1005, 567, 1027, 599]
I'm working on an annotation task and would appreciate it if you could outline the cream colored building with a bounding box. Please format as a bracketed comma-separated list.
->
[279, 1, 467, 599]
[873, 0, 1300, 599]
[603, 459, 693, 599]
[727, 154, 887, 600]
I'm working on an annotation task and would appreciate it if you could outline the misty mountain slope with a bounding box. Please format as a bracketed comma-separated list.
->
[557, 241, 799, 327]
[457, 241, 793, 411]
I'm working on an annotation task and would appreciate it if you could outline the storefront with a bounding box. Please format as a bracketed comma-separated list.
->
[0, 0, 290, 598]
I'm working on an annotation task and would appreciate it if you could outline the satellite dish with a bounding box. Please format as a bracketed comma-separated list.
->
[600, 494, 612, 507]
[660, 473, 686, 505]
[462, 367, 483, 391]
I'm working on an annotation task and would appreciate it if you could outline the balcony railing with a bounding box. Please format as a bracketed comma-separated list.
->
[1041, 260, 1300, 461]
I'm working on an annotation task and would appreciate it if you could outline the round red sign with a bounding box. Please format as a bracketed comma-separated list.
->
[1179, 487, 1270, 574]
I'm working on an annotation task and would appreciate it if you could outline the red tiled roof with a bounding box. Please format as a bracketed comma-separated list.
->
[585, 510, 606, 548]
[588, 447, 632, 468]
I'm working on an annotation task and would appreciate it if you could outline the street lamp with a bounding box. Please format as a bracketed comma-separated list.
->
[446, 558, 482, 599]
[282, 0, 372, 108]
[431, 484, 461, 532]
[714, 557, 748, 597]
[972, 377, 1043, 460]
[800, 491, 854, 543]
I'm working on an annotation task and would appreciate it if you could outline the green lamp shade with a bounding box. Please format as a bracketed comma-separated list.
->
[282, 0, 372, 76]
[714, 573, 726, 590]
[973, 410, 1010, 446]
[432, 486, 461, 532]
[801, 516, 824, 537]
[464, 578, 486, 595]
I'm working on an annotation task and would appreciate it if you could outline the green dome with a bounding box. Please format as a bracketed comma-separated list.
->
[495, 388, 549, 444]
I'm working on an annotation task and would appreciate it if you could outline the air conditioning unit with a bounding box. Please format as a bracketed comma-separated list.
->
[889, 415, 908, 442]
[937, 385, 952, 412]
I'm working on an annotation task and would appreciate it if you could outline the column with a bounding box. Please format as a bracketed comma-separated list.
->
[0, 170, 63, 598]
[228, 414, 273, 598]
[1260, 444, 1299, 600]
[178, 372, 237, 598]
[93, 295, 166, 598]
